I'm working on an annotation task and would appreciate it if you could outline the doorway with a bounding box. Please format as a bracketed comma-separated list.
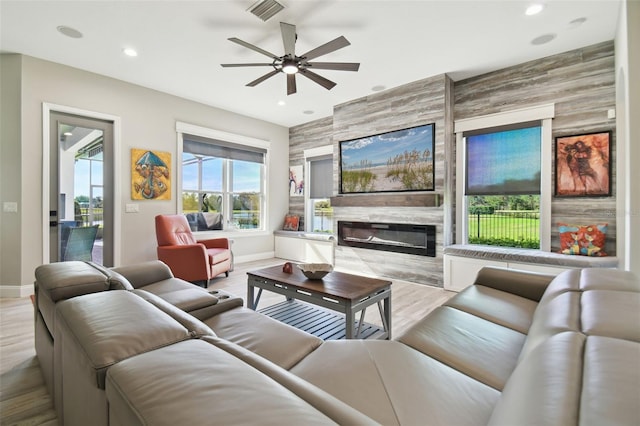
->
[48, 111, 115, 266]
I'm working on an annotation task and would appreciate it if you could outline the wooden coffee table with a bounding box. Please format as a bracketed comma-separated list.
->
[247, 264, 392, 340]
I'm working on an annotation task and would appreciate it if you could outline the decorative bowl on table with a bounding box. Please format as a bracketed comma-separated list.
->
[297, 263, 333, 280]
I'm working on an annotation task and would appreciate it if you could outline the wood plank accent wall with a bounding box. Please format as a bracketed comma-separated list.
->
[454, 41, 617, 255]
[287, 116, 333, 229]
[330, 74, 453, 286]
[288, 74, 454, 287]
[288, 41, 616, 287]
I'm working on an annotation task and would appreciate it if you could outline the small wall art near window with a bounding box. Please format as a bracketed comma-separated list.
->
[131, 148, 171, 200]
[555, 131, 611, 197]
[339, 123, 435, 194]
[283, 214, 300, 231]
[289, 165, 304, 196]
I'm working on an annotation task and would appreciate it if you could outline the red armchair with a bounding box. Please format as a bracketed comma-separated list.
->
[155, 214, 231, 287]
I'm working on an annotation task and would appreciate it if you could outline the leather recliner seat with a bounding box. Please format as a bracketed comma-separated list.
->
[34, 261, 640, 425]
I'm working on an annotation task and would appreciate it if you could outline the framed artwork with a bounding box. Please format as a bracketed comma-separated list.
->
[283, 214, 300, 231]
[555, 131, 611, 197]
[289, 165, 303, 196]
[131, 149, 171, 200]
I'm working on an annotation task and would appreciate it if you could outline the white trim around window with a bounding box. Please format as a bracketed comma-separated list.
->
[175, 121, 270, 232]
[304, 145, 333, 233]
[454, 103, 555, 251]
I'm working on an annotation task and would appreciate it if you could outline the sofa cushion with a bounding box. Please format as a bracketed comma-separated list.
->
[444, 284, 538, 334]
[488, 332, 585, 426]
[580, 336, 640, 425]
[55, 290, 192, 389]
[110, 260, 174, 288]
[398, 306, 526, 390]
[105, 339, 367, 426]
[518, 291, 581, 361]
[131, 289, 216, 338]
[291, 340, 500, 426]
[581, 290, 640, 342]
[520, 268, 640, 361]
[204, 306, 323, 370]
[207, 247, 231, 264]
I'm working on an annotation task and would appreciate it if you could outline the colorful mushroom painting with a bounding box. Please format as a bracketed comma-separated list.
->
[131, 149, 171, 200]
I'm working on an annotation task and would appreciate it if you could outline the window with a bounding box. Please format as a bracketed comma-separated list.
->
[305, 146, 333, 233]
[455, 104, 554, 250]
[465, 125, 541, 248]
[178, 124, 268, 232]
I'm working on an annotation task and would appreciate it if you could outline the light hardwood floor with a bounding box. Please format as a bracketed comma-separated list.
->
[0, 258, 454, 425]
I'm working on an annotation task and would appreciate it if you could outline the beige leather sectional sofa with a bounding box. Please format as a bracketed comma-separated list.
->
[34, 260, 639, 425]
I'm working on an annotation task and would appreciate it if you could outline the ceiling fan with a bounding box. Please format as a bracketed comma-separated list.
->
[221, 22, 360, 95]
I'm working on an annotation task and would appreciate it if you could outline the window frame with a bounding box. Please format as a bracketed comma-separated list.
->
[454, 104, 555, 251]
[304, 145, 334, 233]
[176, 121, 269, 233]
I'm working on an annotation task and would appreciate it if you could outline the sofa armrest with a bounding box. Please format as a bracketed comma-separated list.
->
[199, 238, 229, 249]
[111, 260, 174, 289]
[157, 245, 210, 282]
[473, 266, 555, 302]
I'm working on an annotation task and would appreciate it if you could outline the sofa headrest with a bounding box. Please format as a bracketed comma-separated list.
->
[35, 261, 110, 302]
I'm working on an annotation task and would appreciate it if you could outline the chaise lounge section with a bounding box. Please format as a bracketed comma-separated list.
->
[33, 260, 639, 425]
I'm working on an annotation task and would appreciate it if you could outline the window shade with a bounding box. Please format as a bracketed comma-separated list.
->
[309, 155, 333, 199]
[465, 125, 541, 195]
[183, 133, 266, 164]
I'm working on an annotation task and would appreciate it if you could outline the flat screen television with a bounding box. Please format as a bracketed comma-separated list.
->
[339, 123, 435, 194]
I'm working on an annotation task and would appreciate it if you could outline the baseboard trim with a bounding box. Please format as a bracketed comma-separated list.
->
[235, 251, 275, 265]
[0, 284, 35, 298]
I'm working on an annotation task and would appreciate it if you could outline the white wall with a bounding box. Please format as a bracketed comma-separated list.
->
[1, 54, 289, 294]
[615, 0, 640, 273]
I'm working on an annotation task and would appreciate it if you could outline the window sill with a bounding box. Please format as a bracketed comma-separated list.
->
[194, 229, 271, 240]
[274, 230, 335, 241]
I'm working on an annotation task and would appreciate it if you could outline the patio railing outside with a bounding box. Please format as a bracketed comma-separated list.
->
[468, 210, 540, 248]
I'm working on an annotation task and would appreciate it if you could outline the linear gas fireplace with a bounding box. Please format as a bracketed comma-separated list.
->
[338, 221, 436, 257]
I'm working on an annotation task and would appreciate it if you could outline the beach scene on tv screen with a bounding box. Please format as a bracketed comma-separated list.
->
[340, 123, 434, 193]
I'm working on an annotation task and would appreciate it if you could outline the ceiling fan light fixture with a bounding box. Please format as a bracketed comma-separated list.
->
[282, 63, 299, 74]
[282, 58, 300, 74]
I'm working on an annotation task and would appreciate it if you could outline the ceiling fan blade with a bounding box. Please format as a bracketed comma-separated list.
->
[299, 69, 336, 90]
[228, 37, 279, 60]
[280, 22, 297, 57]
[287, 73, 297, 95]
[301, 36, 350, 61]
[306, 62, 360, 71]
[246, 69, 280, 87]
[221, 63, 274, 67]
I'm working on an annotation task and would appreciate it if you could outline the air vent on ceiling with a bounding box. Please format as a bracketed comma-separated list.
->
[247, 0, 285, 21]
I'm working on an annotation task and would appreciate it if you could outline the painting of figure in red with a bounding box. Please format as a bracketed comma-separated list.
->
[555, 132, 610, 197]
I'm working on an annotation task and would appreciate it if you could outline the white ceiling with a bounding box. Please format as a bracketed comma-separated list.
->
[0, 0, 621, 128]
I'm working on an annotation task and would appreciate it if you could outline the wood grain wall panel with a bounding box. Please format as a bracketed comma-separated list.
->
[455, 41, 616, 255]
[287, 117, 333, 226]
[288, 41, 616, 286]
[329, 74, 452, 287]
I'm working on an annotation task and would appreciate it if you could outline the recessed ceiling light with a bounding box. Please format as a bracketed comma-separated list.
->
[371, 85, 386, 92]
[123, 48, 138, 57]
[525, 4, 544, 16]
[277, 100, 286, 106]
[303, 110, 314, 115]
[531, 33, 556, 45]
[569, 17, 587, 28]
[57, 26, 83, 39]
